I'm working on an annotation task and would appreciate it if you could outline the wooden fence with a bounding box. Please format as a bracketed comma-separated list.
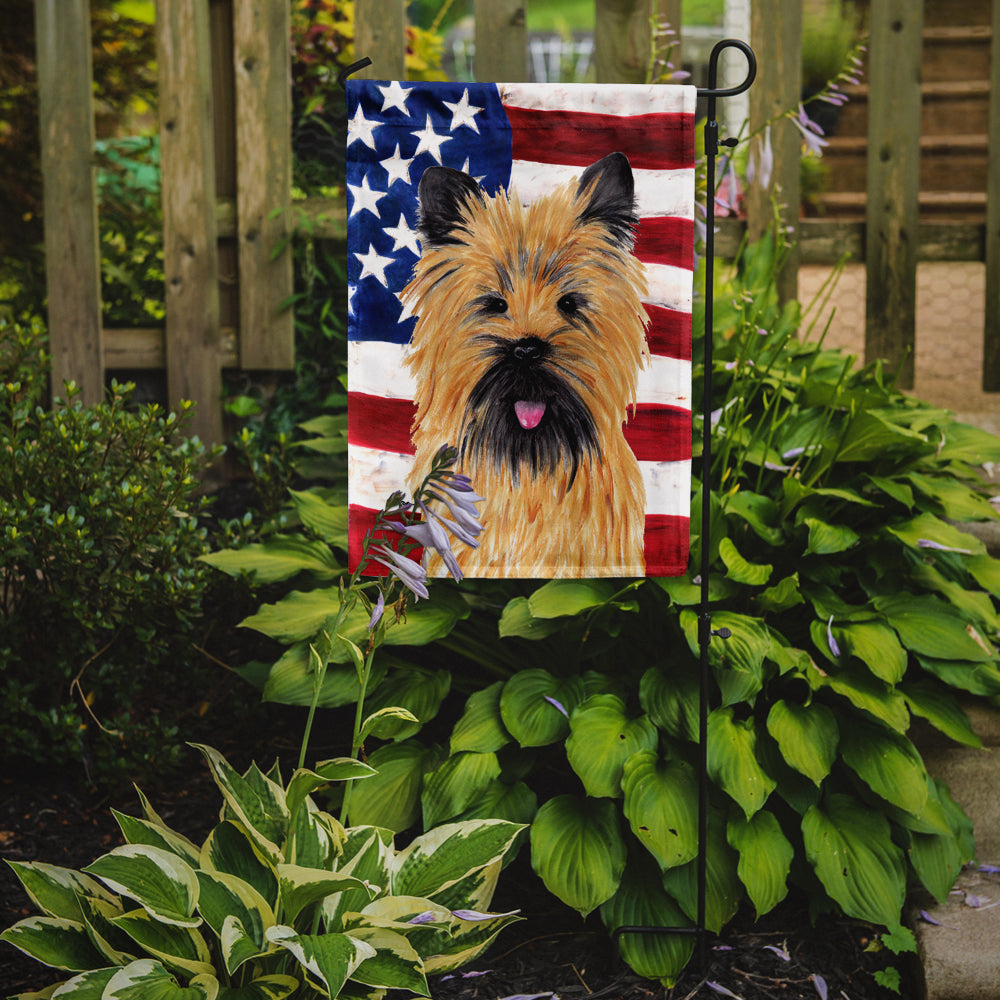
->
[33, 0, 1000, 445]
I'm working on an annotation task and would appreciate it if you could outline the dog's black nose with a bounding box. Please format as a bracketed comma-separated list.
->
[512, 337, 548, 361]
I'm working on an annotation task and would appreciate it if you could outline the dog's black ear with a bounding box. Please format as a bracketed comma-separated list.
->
[575, 152, 638, 247]
[418, 166, 485, 246]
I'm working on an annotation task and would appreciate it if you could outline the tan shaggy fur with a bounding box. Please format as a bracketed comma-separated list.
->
[403, 169, 650, 577]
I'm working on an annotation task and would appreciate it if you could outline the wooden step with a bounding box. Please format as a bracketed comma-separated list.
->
[922, 25, 993, 83]
[922, 0, 992, 28]
[813, 190, 987, 222]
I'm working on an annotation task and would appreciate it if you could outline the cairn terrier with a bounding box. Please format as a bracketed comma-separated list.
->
[402, 152, 650, 577]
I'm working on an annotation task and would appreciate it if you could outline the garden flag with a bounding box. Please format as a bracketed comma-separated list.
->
[347, 80, 696, 578]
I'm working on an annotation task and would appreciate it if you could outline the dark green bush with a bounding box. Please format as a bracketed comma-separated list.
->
[0, 317, 220, 783]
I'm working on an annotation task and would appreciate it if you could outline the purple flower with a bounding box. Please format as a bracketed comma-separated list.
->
[791, 104, 829, 156]
[544, 695, 569, 718]
[812, 974, 828, 1000]
[367, 590, 385, 631]
[706, 983, 742, 999]
[763, 944, 790, 961]
[407, 911, 438, 925]
[917, 538, 973, 554]
[827, 616, 841, 658]
[391, 507, 464, 581]
[747, 125, 773, 191]
[369, 543, 430, 600]
[451, 908, 520, 921]
[425, 483, 485, 538]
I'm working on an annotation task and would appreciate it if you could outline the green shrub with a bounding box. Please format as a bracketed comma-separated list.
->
[1, 743, 524, 998]
[0, 317, 220, 783]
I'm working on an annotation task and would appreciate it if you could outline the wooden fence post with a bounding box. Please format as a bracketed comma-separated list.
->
[594, 0, 652, 84]
[474, 0, 527, 82]
[34, 0, 104, 405]
[983, 0, 1000, 390]
[864, 0, 923, 389]
[354, 0, 406, 79]
[233, 0, 294, 370]
[746, 0, 801, 306]
[157, 0, 223, 445]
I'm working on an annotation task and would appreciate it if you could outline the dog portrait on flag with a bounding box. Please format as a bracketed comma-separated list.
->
[347, 81, 696, 579]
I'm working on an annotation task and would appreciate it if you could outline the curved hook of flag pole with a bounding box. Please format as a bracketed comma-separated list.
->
[337, 57, 373, 90]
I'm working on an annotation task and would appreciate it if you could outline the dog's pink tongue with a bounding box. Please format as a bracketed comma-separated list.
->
[515, 400, 546, 430]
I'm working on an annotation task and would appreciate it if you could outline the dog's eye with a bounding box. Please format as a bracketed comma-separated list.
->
[478, 295, 508, 315]
[557, 293, 586, 317]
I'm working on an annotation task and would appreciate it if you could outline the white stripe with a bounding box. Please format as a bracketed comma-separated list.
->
[641, 459, 691, 517]
[498, 82, 697, 117]
[644, 262, 693, 313]
[349, 343, 691, 408]
[350, 444, 690, 519]
[509, 161, 695, 220]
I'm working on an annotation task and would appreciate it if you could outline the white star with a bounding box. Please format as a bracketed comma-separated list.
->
[460, 158, 487, 185]
[378, 80, 411, 114]
[347, 283, 357, 316]
[347, 175, 385, 218]
[380, 144, 415, 187]
[411, 115, 452, 164]
[355, 245, 395, 286]
[347, 104, 379, 149]
[443, 89, 483, 132]
[397, 291, 416, 321]
[385, 214, 421, 256]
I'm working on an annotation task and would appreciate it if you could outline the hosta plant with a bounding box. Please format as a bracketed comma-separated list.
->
[1, 744, 523, 999]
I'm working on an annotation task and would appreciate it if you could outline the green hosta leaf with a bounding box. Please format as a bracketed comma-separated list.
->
[200, 535, 341, 584]
[347, 740, 442, 832]
[727, 811, 793, 917]
[103, 959, 218, 999]
[911, 562, 1000, 633]
[4, 862, 118, 922]
[216, 975, 299, 999]
[755, 573, 804, 614]
[288, 488, 348, 545]
[874, 594, 995, 662]
[499, 670, 584, 747]
[346, 926, 428, 994]
[654, 573, 737, 606]
[639, 664, 699, 742]
[839, 718, 929, 816]
[866, 474, 914, 509]
[530, 795, 626, 917]
[909, 827, 965, 905]
[200, 822, 278, 910]
[277, 865, 374, 925]
[935, 421, 1000, 464]
[497, 596, 565, 639]
[718, 537, 772, 586]
[453, 779, 538, 827]
[421, 751, 502, 828]
[599, 853, 694, 987]
[808, 661, 910, 732]
[621, 751, 698, 871]
[393, 820, 524, 900]
[835, 621, 907, 684]
[527, 579, 617, 617]
[450, 682, 511, 754]
[803, 517, 859, 556]
[362, 667, 451, 740]
[802, 793, 906, 926]
[916, 655, 1000, 697]
[681, 610, 770, 706]
[83, 846, 200, 928]
[886, 512, 985, 556]
[707, 708, 776, 818]
[111, 908, 214, 978]
[661, 811, 741, 933]
[966, 553, 1000, 597]
[565, 695, 658, 798]
[195, 871, 273, 973]
[112, 812, 201, 868]
[901, 680, 982, 748]
[0, 916, 107, 971]
[265, 926, 375, 997]
[190, 746, 287, 862]
[260, 643, 387, 709]
[835, 410, 927, 463]
[906, 472, 998, 522]
[724, 490, 784, 545]
[765, 701, 838, 786]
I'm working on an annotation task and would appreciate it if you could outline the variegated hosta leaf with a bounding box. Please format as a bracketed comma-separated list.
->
[726, 810, 793, 917]
[529, 795, 626, 917]
[391, 820, 524, 900]
[0, 916, 107, 971]
[83, 845, 200, 928]
[765, 700, 838, 786]
[345, 926, 429, 995]
[421, 907, 523, 975]
[599, 854, 694, 987]
[288, 801, 343, 870]
[195, 871, 274, 974]
[621, 751, 699, 871]
[4, 861, 118, 922]
[323, 829, 393, 931]
[190, 745, 287, 863]
[802, 793, 906, 926]
[420, 751, 501, 829]
[110, 908, 214, 979]
[265, 925, 376, 998]
[77, 894, 136, 966]
[450, 681, 511, 754]
[44, 966, 118, 997]
[706, 707, 776, 818]
[214, 974, 299, 1000]
[423, 859, 501, 916]
[565, 695, 658, 799]
[112, 810, 202, 868]
[276, 864, 375, 925]
[200, 822, 278, 910]
[285, 760, 375, 823]
[102, 958, 218, 999]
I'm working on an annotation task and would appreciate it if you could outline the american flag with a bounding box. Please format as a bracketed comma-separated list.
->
[346, 80, 695, 577]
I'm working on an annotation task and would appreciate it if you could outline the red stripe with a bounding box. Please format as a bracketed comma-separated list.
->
[623, 404, 691, 462]
[643, 514, 690, 577]
[507, 106, 695, 171]
[645, 304, 692, 361]
[349, 393, 416, 454]
[635, 217, 694, 270]
[349, 504, 424, 575]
